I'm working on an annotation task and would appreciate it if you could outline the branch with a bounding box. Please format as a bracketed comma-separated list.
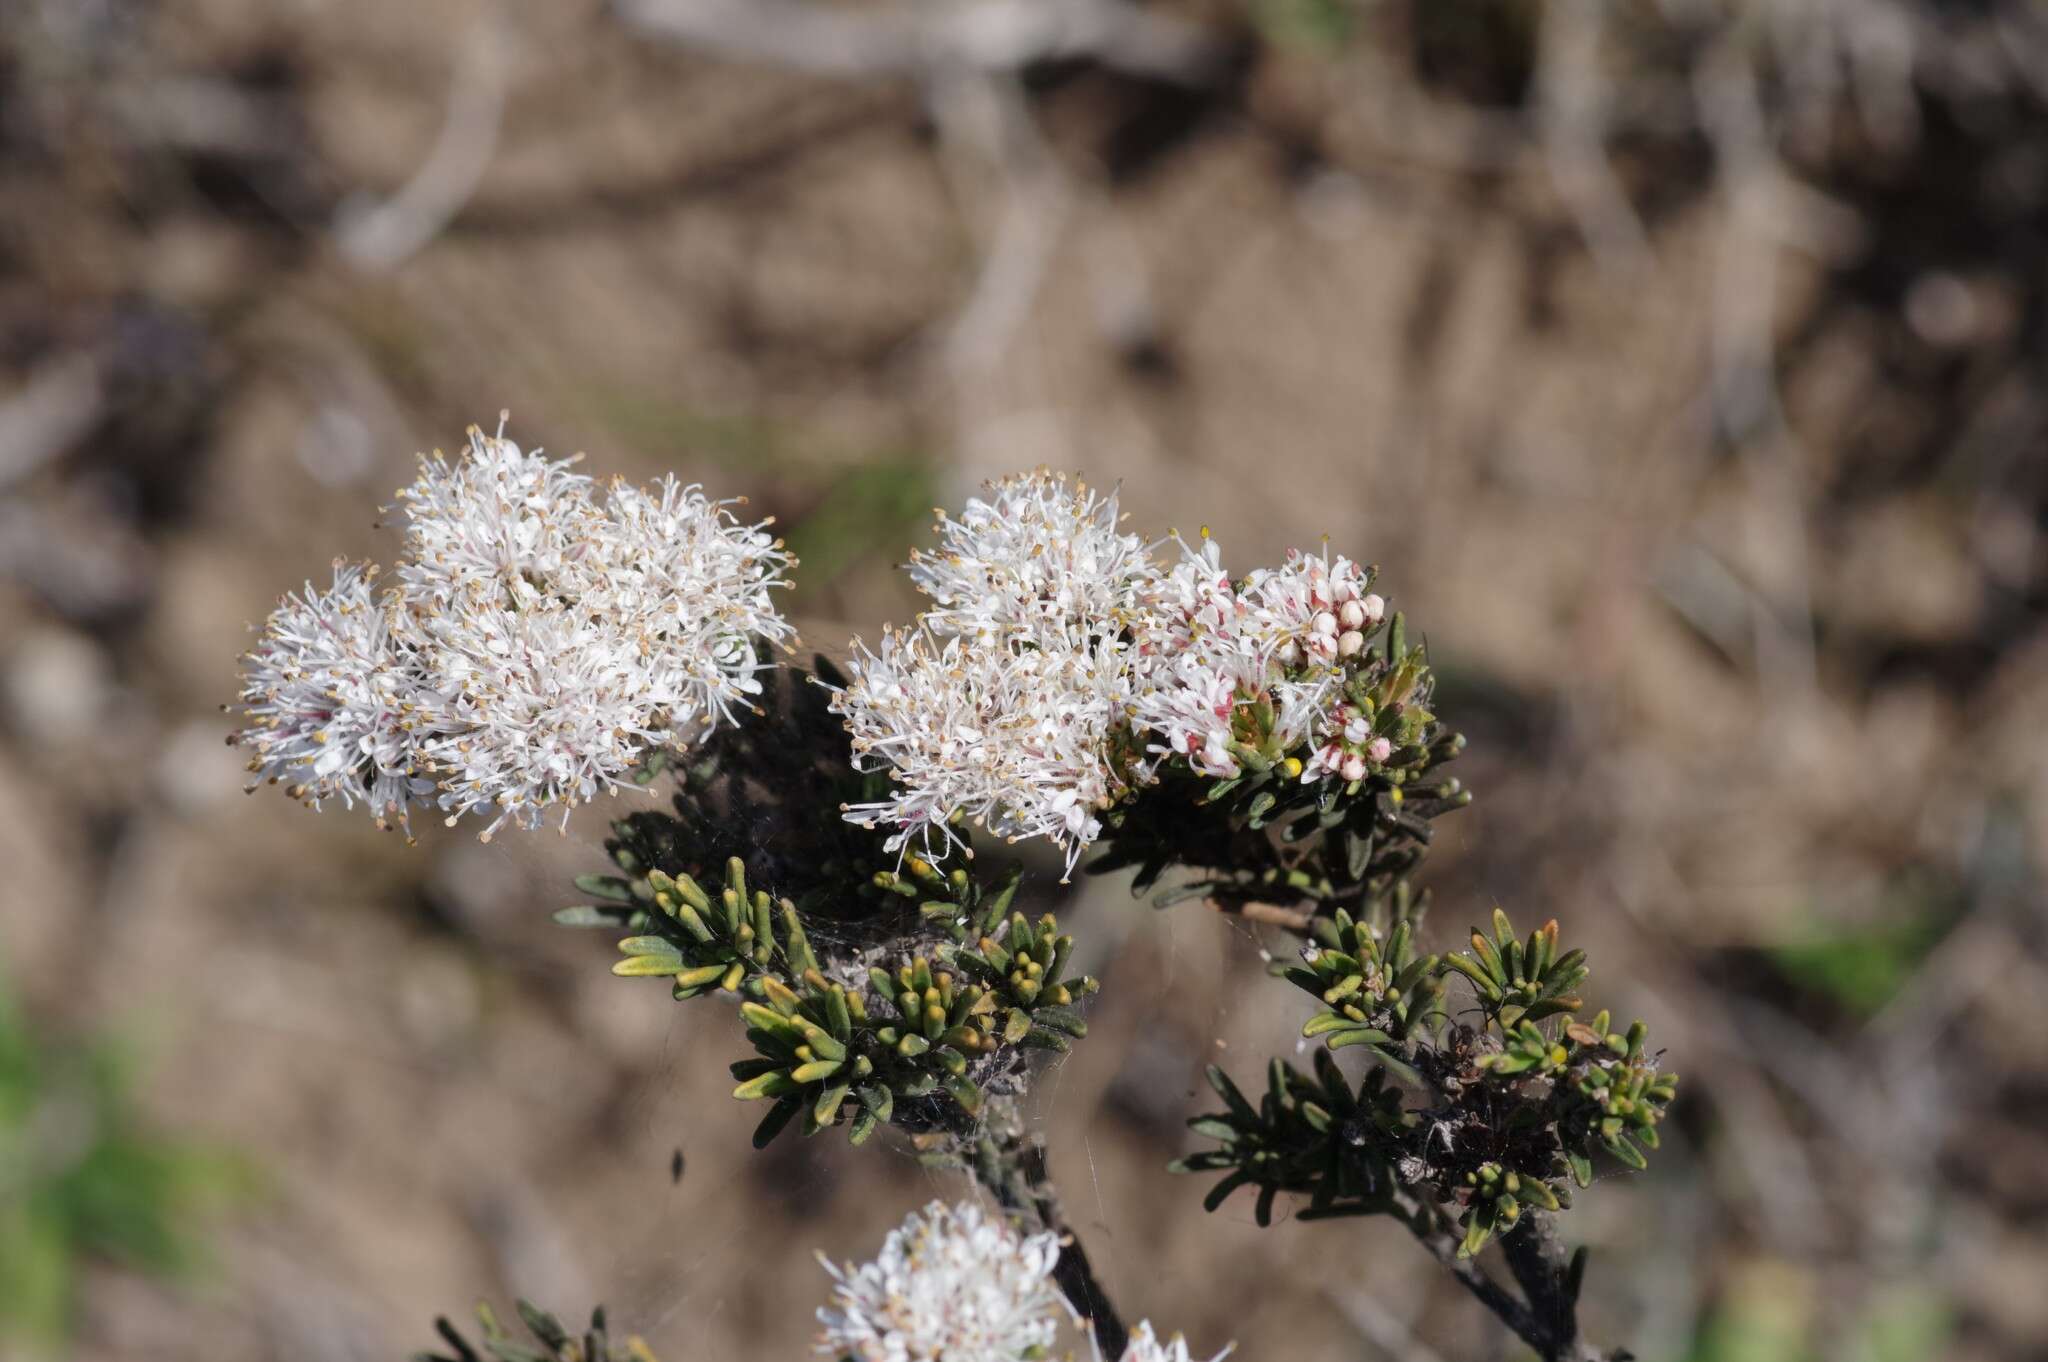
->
[1395, 1195, 1551, 1357]
[1499, 1217, 1599, 1362]
[1392, 1195, 1612, 1362]
[969, 1114, 1130, 1359]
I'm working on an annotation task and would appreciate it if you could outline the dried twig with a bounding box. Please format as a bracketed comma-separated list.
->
[613, 0, 1223, 86]
[0, 353, 102, 494]
[1536, 0, 1653, 278]
[1321, 1282, 1450, 1362]
[1206, 898, 1314, 932]
[335, 12, 511, 271]
[927, 71, 1074, 381]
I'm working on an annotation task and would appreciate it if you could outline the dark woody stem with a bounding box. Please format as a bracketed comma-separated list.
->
[966, 1108, 1130, 1360]
[1392, 1190, 1616, 1362]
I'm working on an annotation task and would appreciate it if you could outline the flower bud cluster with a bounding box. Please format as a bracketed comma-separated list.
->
[1127, 535, 1383, 783]
[230, 421, 792, 839]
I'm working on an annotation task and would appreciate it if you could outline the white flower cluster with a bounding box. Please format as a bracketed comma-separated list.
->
[815, 1200, 1231, 1362]
[816, 1199, 1072, 1362]
[831, 472, 1151, 877]
[231, 421, 792, 840]
[828, 469, 1390, 870]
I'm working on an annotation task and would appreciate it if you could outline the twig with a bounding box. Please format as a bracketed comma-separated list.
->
[1536, 0, 1654, 278]
[1498, 1217, 1592, 1362]
[927, 70, 1073, 381]
[1206, 898, 1315, 932]
[1320, 1282, 1449, 1362]
[970, 1114, 1129, 1359]
[613, 0, 1223, 86]
[335, 11, 511, 271]
[1390, 1191, 1612, 1362]
[1398, 1198, 1552, 1357]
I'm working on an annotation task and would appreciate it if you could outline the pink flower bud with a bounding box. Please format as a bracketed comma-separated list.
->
[1339, 599, 1366, 631]
[1362, 593, 1385, 623]
[1367, 736, 1392, 763]
[1340, 753, 1367, 782]
[1313, 610, 1338, 637]
[1337, 630, 1365, 657]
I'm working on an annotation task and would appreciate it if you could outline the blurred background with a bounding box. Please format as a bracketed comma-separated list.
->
[3, 0, 2045, 1358]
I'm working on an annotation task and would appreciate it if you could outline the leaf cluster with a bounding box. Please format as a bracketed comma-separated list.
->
[567, 853, 1097, 1149]
[1284, 898, 1446, 1068]
[1178, 909, 1677, 1259]
[1168, 1053, 1407, 1225]
[414, 1300, 655, 1362]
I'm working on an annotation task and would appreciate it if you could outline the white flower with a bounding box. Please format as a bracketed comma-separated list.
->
[817, 1200, 1074, 1362]
[1125, 534, 1290, 779]
[1131, 531, 1241, 661]
[1242, 544, 1370, 647]
[229, 561, 435, 836]
[1117, 1321, 1234, 1362]
[1103, 532, 1269, 781]
[592, 472, 797, 727]
[830, 621, 1129, 877]
[403, 597, 678, 839]
[394, 423, 605, 609]
[235, 419, 793, 840]
[829, 470, 1153, 870]
[909, 469, 1153, 646]
[1128, 651, 1243, 780]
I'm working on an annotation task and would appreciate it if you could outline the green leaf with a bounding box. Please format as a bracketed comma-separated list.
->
[574, 874, 636, 903]
[1202, 1170, 1252, 1213]
[610, 954, 685, 977]
[733, 1072, 801, 1101]
[1206, 1066, 1259, 1125]
[552, 905, 630, 928]
[1602, 1133, 1648, 1170]
[515, 1300, 569, 1350]
[813, 1083, 851, 1126]
[751, 1098, 802, 1149]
